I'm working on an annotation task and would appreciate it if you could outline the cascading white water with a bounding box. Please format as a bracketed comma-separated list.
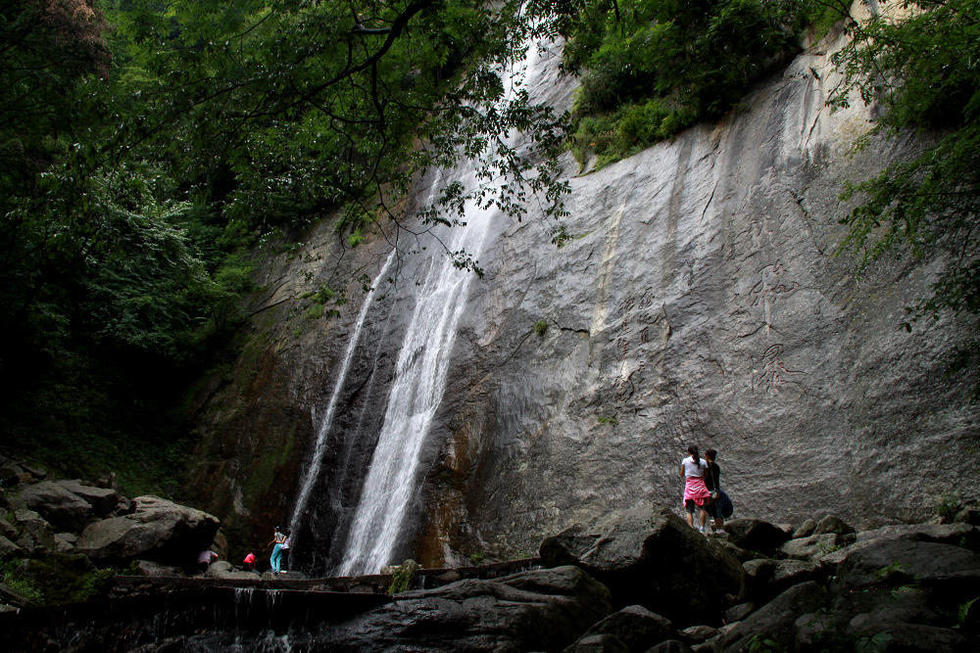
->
[288, 248, 397, 539]
[337, 41, 552, 576]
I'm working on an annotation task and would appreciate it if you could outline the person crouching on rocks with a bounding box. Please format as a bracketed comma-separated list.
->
[243, 551, 256, 571]
[680, 445, 711, 534]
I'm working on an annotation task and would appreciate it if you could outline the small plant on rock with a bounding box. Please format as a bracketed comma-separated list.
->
[387, 559, 419, 595]
[936, 491, 963, 522]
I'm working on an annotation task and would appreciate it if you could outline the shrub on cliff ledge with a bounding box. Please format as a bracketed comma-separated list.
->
[559, 0, 810, 166]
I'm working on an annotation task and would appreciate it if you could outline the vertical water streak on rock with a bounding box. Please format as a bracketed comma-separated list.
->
[288, 248, 397, 541]
[337, 43, 549, 576]
[590, 202, 626, 339]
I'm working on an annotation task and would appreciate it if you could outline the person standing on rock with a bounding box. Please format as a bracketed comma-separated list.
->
[281, 528, 292, 573]
[268, 526, 286, 574]
[680, 445, 711, 533]
[703, 448, 725, 533]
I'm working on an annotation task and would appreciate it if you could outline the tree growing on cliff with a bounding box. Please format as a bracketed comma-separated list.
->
[830, 0, 979, 327]
[0, 0, 572, 489]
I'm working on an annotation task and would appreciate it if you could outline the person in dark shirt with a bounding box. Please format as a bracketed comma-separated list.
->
[703, 448, 725, 532]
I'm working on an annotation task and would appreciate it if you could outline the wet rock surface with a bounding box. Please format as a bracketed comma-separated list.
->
[2, 512, 979, 652]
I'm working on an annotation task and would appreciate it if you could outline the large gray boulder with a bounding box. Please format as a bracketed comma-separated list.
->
[723, 519, 790, 553]
[568, 604, 674, 652]
[540, 506, 743, 625]
[742, 558, 822, 603]
[75, 495, 219, 565]
[12, 481, 93, 532]
[54, 480, 119, 517]
[780, 532, 854, 560]
[316, 565, 612, 651]
[0, 535, 21, 559]
[833, 538, 980, 588]
[11, 508, 54, 552]
[716, 581, 829, 651]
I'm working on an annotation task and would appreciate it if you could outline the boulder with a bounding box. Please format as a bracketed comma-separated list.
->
[828, 522, 980, 557]
[55, 480, 119, 517]
[849, 623, 966, 652]
[679, 625, 718, 642]
[53, 532, 77, 554]
[647, 640, 692, 653]
[716, 581, 828, 651]
[722, 519, 790, 552]
[540, 506, 743, 625]
[793, 519, 817, 539]
[0, 517, 17, 540]
[206, 562, 258, 580]
[724, 602, 755, 623]
[0, 460, 21, 488]
[12, 509, 54, 551]
[956, 507, 980, 526]
[75, 495, 219, 565]
[0, 535, 21, 559]
[780, 532, 853, 560]
[832, 538, 980, 588]
[317, 566, 612, 651]
[812, 515, 855, 536]
[13, 481, 93, 532]
[132, 559, 183, 577]
[572, 604, 674, 652]
[743, 558, 822, 602]
[564, 633, 628, 652]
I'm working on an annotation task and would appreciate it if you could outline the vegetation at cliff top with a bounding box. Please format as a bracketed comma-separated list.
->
[559, 0, 841, 168]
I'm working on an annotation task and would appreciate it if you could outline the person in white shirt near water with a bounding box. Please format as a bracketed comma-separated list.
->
[680, 445, 711, 533]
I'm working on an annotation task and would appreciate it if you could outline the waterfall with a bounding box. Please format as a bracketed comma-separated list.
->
[288, 248, 397, 540]
[337, 41, 551, 576]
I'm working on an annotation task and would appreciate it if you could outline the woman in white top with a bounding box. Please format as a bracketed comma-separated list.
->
[680, 445, 711, 533]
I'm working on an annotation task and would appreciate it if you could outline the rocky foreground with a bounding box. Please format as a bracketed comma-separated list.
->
[2, 457, 979, 651]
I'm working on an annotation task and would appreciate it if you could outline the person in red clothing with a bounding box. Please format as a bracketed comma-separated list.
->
[243, 551, 256, 571]
[680, 445, 711, 533]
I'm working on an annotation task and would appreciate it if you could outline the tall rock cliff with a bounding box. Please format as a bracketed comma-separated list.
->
[186, 25, 977, 570]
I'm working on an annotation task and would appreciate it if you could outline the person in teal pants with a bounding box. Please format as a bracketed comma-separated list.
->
[268, 526, 286, 573]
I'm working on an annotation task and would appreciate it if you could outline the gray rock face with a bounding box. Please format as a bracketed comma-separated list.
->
[411, 29, 979, 564]
[185, 27, 978, 570]
[75, 495, 219, 565]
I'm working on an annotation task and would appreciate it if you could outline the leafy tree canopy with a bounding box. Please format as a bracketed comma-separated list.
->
[0, 0, 568, 489]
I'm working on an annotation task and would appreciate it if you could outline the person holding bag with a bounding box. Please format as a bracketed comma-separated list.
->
[704, 448, 733, 531]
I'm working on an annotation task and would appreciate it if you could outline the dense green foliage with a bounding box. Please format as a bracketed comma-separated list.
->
[0, 1, 566, 492]
[559, 0, 822, 167]
[830, 0, 980, 324]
